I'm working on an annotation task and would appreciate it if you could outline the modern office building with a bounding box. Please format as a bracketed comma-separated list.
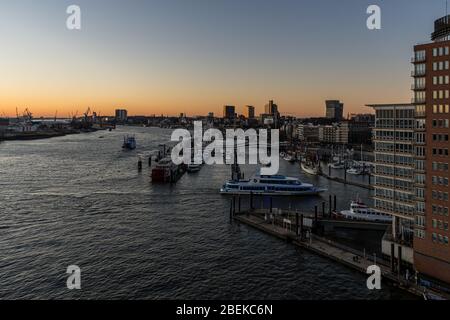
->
[296, 124, 320, 143]
[115, 109, 128, 123]
[325, 100, 344, 121]
[368, 103, 416, 269]
[365, 15, 450, 288]
[246, 105, 255, 119]
[264, 100, 279, 116]
[223, 105, 236, 120]
[412, 14, 450, 286]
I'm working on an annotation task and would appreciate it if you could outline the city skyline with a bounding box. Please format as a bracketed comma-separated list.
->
[0, 0, 448, 118]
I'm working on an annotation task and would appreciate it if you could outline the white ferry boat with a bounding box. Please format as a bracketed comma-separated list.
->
[337, 200, 392, 223]
[220, 174, 326, 196]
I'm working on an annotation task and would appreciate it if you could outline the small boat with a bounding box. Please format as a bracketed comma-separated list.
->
[220, 172, 326, 196]
[151, 157, 179, 183]
[337, 199, 392, 223]
[283, 154, 296, 163]
[346, 167, 363, 175]
[122, 135, 136, 150]
[330, 161, 345, 169]
[187, 164, 202, 173]
[301, 162, 320, 175]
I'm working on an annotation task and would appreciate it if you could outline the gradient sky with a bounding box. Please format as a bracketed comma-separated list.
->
[0, 0, 447, 117]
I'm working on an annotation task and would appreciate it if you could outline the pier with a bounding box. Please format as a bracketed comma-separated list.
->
[319, 170, 374, 190]
[231, 206, 449, 299]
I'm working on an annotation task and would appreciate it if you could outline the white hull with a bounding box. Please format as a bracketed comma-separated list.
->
[220, 188, 326, 196]
[346, 169, 363, 175]
[330, 163, 345, 169]
[301, 163, 319, 175]
[339, 210, 392, 223]
[220, 172, 326, 197]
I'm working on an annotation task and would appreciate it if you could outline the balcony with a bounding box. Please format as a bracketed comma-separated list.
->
[411, 83, 426, 90]
[411, 56, 426, 63]
[412, 97, 426, 104]
[411, 70, 426, 77]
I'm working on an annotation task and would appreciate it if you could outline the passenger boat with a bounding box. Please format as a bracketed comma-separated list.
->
[220, 173, 326, 196]
[151, 158, 179, 183]
[122, 135, 136, 150]
[337, 199, 392, 223]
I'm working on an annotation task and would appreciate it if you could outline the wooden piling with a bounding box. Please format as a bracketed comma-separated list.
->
[391, 243, 395, 272]
[300, 214, 304, 239]
[238, 196, 241, 213]
[329, 195, 332, 216]
[344, 163, 347, 183]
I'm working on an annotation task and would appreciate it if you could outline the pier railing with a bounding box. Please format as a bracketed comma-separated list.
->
[244, 209, 391, 267]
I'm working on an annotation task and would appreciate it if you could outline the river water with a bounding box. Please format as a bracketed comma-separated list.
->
[0, 126, 414, 299]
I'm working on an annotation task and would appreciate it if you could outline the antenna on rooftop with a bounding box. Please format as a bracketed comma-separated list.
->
[446, 0, 449, 20]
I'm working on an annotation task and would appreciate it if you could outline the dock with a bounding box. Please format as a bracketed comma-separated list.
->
[233, 209, 449, 299]
[319, 171, 374, 190]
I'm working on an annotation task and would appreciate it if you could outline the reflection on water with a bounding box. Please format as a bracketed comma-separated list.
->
[0, 126, 414, 299]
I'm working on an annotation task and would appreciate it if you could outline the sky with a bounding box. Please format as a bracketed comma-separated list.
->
[0, 0, 447, 118]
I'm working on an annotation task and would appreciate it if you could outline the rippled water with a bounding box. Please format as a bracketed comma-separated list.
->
[0, 126, 413, 299]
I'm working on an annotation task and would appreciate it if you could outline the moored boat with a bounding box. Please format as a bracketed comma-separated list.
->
[187, 163, 202, 173]
[220, 172, 326, 196]
[336, 199, 392, 223]
[151, 157, 179, 183]
[122, 135, 136, 150]
[330, 161, 345, 169]
[346, 167, 363, 175]
[283, 154, 296, 163]
[301, 162, 320, 175]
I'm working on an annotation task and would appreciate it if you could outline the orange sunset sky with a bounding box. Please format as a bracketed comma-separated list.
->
[1, 0, 440, 118]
